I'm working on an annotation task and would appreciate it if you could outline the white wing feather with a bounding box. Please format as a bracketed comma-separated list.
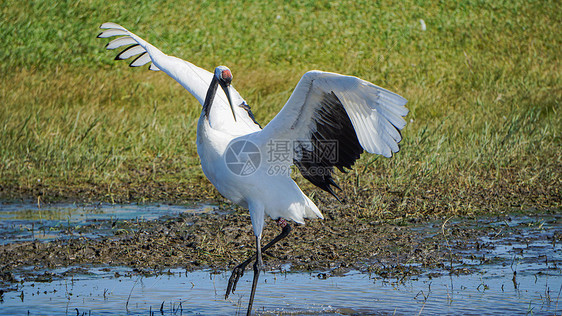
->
[130, 53, 152, 67]
[106, 37, 137, 50]
[259, 71, 408, 158]
[116, 45, 145, 60]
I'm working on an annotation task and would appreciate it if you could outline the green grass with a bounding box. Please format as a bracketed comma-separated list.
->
[1, 0, 560, 216]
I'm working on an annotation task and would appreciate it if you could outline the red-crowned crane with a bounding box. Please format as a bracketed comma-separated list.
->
[97, 22, 408, 315]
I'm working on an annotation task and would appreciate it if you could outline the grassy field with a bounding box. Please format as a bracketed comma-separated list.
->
[1, 0, 560, 217]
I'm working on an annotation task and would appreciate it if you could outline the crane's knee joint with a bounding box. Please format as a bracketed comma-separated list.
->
[253, 257, 263, 272]
[282, 223, 292, 235]
[277, 218, 292, 235]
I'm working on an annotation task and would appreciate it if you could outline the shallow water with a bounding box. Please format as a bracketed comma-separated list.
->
[0, 202, 216, 244]
[1, 265, 560, 315]
[0, 203, 560, 315]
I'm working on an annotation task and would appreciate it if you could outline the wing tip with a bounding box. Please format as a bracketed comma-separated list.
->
[99, 22, 125, 30]
[327, 180, 343, 203]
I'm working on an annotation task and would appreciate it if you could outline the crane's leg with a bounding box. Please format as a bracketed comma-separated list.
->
[246, 235, 262, 315]
[225, 218, 292, 299]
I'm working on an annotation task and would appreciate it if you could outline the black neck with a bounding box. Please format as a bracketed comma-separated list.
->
[203, 76, 219, 119]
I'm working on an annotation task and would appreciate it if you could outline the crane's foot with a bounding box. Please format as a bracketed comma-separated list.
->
[224, 218, 292, 300]
[225, 259, 252, 299]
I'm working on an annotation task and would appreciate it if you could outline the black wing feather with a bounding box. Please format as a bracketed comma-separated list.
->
[293, 92, 363, 201]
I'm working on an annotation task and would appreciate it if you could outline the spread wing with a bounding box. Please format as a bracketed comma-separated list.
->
[257, 70, 408, 199]
[97, 22, 260, 132]
[98, 22, 216, 106]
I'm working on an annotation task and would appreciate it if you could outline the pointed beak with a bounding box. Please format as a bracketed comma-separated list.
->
[219, 80, 237, 122]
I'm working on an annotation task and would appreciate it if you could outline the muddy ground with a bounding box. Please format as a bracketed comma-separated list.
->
[1, 202, 560, 295]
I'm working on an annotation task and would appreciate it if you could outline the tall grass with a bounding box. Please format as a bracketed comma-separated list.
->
[1, 0, 560, 215]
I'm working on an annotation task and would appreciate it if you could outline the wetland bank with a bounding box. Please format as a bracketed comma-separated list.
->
[0, 202, 559, 277]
